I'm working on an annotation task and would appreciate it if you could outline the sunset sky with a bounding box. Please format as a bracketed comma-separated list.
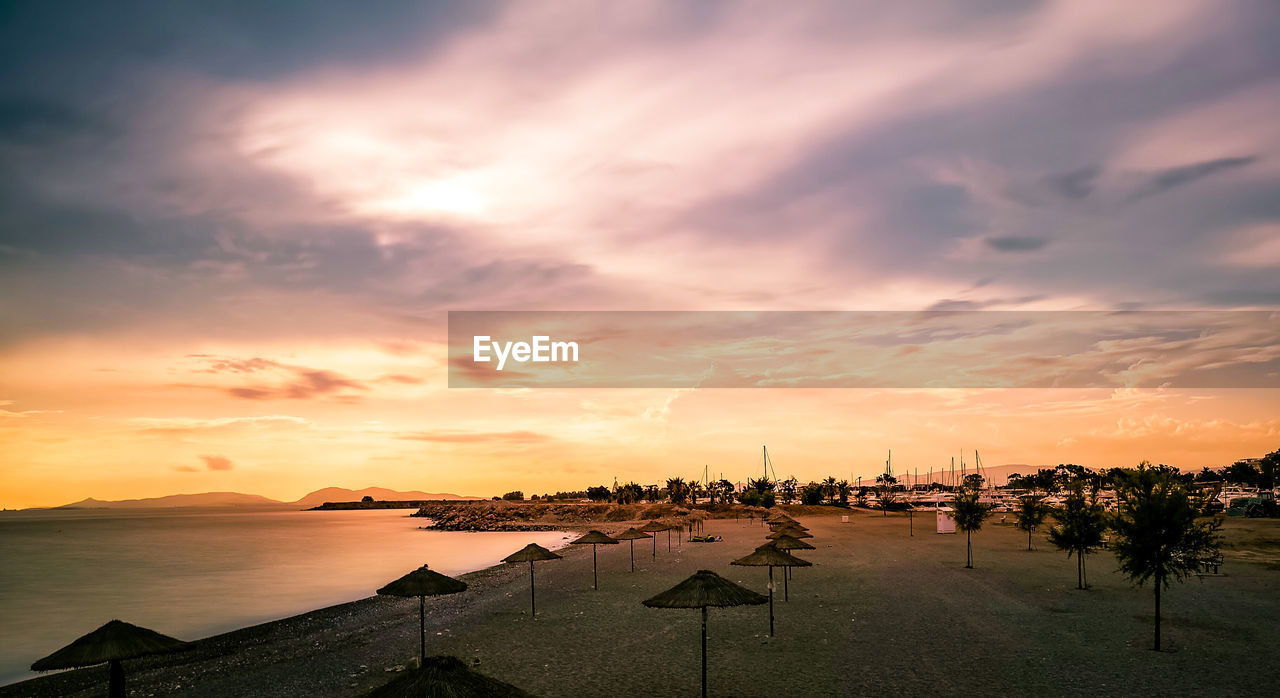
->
[2, 1, 1278, 508]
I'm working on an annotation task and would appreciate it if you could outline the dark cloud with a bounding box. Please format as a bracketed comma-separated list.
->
[985, 236, 1049, 252]
[223, 368, 369, 401]
[1129, 156, 1257, 201]
[1047, 165, 1100, 200]
[198, 454, 233, 471]
[194, 357, 281, 374]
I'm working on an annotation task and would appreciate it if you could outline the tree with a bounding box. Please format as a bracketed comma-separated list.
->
[875, 473, 897, 516]
[951, 485, 992, 568]
[836, 480, 851, 507]
[1111, 462, 1222, 651]
[502, 491, 524, 501]
[1014, 493, 1051, 551]
[586, 486, 611, 502]
[1047, 482, 1107, 588]
[666, 477, 689, 505]
[778, 477, 798, 505]
[616, 482, 644, 504]
[800, 482, 824, 506]
[821, 476, 839, 505]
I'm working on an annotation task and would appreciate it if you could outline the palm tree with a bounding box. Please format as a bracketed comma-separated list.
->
[778, 477, 798, 505]
[667, 477, 689, 505]
[951, 485, 992, 568]
[836, 480, 851, 507]
[1015, 493, 1052, 551]
[1111, 462, 1222, 651]
[875, 473, 898, 516]
[1047, 481, 1107, 589]
[822, 476, 838, 505]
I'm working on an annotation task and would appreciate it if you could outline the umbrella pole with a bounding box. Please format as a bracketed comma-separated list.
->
[768, 567, 775, 636]
[530, 560, 536, 618]
[630, 540, 635, 572]
[419, 595, 426, 665]
[652, 534, 657, 559]
[108, 659, 124, 698]
[784, 566, 789, 602]
[701, 606, 708, 698]
[593, 544, 598, 590]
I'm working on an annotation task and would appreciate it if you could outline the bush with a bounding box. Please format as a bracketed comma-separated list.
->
[502, 491, 524, 501]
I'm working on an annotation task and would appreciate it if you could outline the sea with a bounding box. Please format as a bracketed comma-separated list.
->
[0, 508, 568, 686]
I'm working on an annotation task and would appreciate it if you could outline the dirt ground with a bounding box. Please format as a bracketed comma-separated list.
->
[6, 509, 1277, 697]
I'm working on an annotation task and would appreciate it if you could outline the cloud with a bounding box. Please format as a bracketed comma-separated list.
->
[396, 430, 551, 444]
[131, 415, 313, 434]
[198, 454, 233, 471]
[984, 236, 1049, 252]
[1128, 156, 1257, 201]
[173, 465, 200, 473]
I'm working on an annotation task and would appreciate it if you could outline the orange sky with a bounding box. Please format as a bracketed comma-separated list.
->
[2, 1, 1278, 508]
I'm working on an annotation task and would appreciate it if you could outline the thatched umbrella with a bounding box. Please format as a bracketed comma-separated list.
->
[502, 543, 562, 618]
[31, 620, 188, 698]
[767, 526, 813, 540]
[770, 534, 816, 595]
[642, 570, 767, 698]
[614, 527, 652, 572]
[570, 530, 619, 590]
[731, 543, 812, 633]
[768, 519, 807, 530]
[366, 655, 531, 697]
[377, 565, 467, 664]
[689, 510, 709, 539]
[639, 520, 667, 559]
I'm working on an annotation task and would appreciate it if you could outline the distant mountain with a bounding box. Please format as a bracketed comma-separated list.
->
[291, 487, 478, 508]
[56, 492, 287, 509]
[49, 487, 478, 510]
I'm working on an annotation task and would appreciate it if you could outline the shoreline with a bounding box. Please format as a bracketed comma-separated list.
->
[0, 531, 579, 696]
[5, 509, 1276, 697]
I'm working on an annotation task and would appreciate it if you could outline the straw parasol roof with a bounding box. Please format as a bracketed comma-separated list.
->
[639, 520, 667, 558]
[769, 533, 815, 551]
[614, 527, 652, 541]
[642, 571, 766, 698]
[377, 565, 467, 663]
[571, 530, 620, 545]
[570, 530, 619, 590]
[32, 620, 188, 698]
[502, 543, 562, 563]
[767, 526, 813, 540]
[615, 527, 652, 573]
[643, 570, 767, 609]
[731, 543, 812, 635]
[502, 544, 562, 619]
[734, 543, 812, 569]
[31, 620, 188, 671]
[378, 566, 468, 598]
[366, 655, 532, 698]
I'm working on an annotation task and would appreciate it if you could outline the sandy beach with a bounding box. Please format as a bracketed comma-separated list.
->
[4, 508, 1277, 697]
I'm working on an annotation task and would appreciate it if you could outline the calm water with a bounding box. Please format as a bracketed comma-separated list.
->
[0, 508, 568, 686]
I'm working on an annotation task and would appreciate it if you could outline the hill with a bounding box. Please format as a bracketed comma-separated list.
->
[49, 487, 478, 510]
[291, 487, 478, 508]
[56, 492, 287, 509]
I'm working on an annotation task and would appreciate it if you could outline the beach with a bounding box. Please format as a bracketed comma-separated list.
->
[4, 508, 1277, 697]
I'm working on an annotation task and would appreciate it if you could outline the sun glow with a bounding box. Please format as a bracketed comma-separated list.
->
[368, 177, 488, 218]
